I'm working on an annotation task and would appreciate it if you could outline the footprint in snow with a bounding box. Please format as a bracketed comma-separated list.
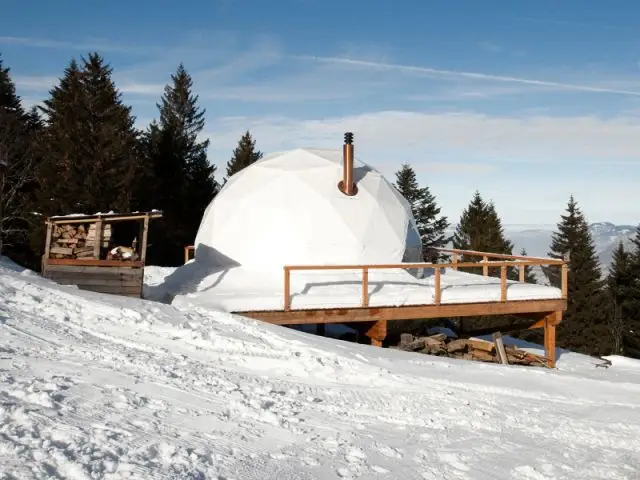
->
[345, 447, 367, 464]
[438, 452, 470, 472]
[376, 444, 404, 459]
[512, 465, 556, 480]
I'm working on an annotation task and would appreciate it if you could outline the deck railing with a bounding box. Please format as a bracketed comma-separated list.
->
[184, 245, 195, 264]
[283, 248, 569, 311]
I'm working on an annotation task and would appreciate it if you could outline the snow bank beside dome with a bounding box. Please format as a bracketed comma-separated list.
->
[193, 148, 422, 277]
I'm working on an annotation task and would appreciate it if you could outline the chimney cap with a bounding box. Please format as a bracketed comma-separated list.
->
[344, 132, 354, 145]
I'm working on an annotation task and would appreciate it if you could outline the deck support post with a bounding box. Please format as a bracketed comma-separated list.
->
[364, 319, 387, 347]
[544, 311, 561, 368]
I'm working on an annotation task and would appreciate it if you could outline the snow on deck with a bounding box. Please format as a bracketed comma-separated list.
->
[149, 263, 562, 312]
[1, 256, 639, 479]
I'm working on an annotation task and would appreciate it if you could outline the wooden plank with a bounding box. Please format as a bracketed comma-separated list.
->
[500, 266, 507, 302]
[493, 332, 509, 365]
[237, 298, 567, 325]
[50, 246, 74, 255]
[519, 265, 526, 282]
[45, 272, 141, 285]
[43, 264, 144, 276]
[435, 247, 564, 263]
[482, 256, 488, 276]
[434, 267, 441, 305]
[561, 263, 568, 298]
[43, 267, 142, 278]
[46, 259, 144, 268]
[49, 212, 163, 224]
[286, 258, 564, 272]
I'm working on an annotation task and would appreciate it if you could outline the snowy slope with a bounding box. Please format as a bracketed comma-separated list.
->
[2, 259, 640, 479]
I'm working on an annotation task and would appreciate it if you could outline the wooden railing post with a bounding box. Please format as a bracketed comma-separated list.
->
[500, 265, 507, 302]
[284, 267, 291, 311]
[519, 263, 526, 282]
[561, 262, 569, 299]
[452, 253, 459, 271]
[362, 267, 369, 307]
[482, 256, 488, 276]
[434, 267, 441, 304]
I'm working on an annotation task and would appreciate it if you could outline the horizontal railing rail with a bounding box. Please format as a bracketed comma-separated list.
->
[283, 249, 569, 311]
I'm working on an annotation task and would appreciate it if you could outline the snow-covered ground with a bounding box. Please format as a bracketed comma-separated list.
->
[2, 259, 640, 479]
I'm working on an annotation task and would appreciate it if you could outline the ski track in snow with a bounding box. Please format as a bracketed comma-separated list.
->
[1, 263, 640, 479]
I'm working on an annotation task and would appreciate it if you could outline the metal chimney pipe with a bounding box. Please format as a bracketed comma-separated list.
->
[339, 132, 357, 196]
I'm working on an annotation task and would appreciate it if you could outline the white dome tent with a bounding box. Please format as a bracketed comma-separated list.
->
[193, 133, 423, 277]
[156, 132, 562, 319]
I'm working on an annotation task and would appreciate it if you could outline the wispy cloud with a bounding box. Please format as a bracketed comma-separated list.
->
[0, 35, 154, 55]
[477, 41, 503, 53]
[420, 162, 497, 174]
[511, 16, 625, 31]
[293, 55, 640, 97]
[205, 110, 640, 165]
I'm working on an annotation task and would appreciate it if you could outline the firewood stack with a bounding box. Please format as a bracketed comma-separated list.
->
[49, 223, 112, 259]
[394, 333, 548, 367]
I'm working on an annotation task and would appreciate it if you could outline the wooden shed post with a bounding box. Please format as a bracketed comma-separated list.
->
[42, 221, 53, 270]
[140, 214, 150, 263]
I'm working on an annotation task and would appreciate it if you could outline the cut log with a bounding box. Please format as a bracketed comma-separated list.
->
[423, 333, 447, 345]
[467, 339, 496, 353]
[446, 339, 468, 353]
[471, 351, 495, 362]
[50, 246, 74, 256]
[399, 333, 414, 349]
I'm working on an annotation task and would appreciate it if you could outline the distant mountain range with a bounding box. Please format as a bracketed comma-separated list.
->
[445, 222, 638, 279]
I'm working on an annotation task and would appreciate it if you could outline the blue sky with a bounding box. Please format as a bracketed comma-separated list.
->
[2, 0, 640, 225]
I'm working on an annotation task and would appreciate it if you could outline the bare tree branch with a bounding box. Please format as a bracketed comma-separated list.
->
[0, 107, 38, 255]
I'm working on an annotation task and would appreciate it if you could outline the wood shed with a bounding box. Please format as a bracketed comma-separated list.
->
[41, 211, 163, 297]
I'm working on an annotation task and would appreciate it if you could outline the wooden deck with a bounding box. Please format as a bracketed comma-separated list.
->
[234, 248, 569, 367]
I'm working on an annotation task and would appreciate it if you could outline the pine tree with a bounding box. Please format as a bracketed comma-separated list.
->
[143, 63, 217, 265]
[452, 191, 514, 276]
[225, 130, 263, 180]
[605, 242, 634, 355]
[624, 225, 640, 355]
[520, 248, 538, 283]
[394, 164, 450, 262]
[37, 54, 141, 215]
[0, 56, 42, 263]
[544, 195, 607, 355]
